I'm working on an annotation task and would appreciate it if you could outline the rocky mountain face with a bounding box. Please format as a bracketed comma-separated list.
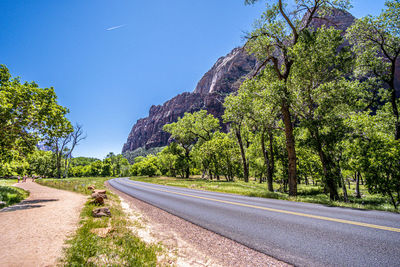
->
[193, 47, 257, 95]
[308, 8, 355, 32]
[122, 9, 400, 154]
[122, 48, 257, 153]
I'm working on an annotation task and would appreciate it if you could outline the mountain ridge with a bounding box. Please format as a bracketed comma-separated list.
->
[122, 47, 257, 153]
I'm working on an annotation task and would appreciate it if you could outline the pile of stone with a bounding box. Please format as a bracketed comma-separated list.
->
[88, 185, 111, 218]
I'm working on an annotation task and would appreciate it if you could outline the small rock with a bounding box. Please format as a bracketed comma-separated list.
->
[88, 185, 95, 190]
[92, 195, 105, 205]
[93, 189, 106, 194]
[92, 207, 111, 217]
[91, 192, 107, 199]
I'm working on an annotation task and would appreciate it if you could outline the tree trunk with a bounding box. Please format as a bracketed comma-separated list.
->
[340, 169, 348, 203]
[184, 148, 190, 178]
[311, 128, 339, 201]
[56, 152, 62, 178]
[388, 191, 398, 210]
[355, 171, 361, 198]
[281, 103, 297, 196]
[389, 63, 399, 140]
[261, 131, 275, 192]
[319, 151, 339, 201]
[283, 178, 288, 193]
[235, 128, 249, 182]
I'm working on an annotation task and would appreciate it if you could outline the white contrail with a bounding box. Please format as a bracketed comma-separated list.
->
[106, 24, 126, 31]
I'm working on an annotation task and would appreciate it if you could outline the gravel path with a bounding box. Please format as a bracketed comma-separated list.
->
[107, 182, 290, 267]
[0, 180, 86, 267]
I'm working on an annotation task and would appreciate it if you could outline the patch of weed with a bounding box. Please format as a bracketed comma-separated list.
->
[0, 180, 29, 207]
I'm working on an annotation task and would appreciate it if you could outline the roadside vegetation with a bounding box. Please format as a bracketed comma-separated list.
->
[132, 176, 398, 213]
[37, 178, 159, 266]
[0, 179, 29, 207]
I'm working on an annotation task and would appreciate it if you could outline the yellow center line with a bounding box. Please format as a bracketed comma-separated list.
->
[123, 180, 400, 233]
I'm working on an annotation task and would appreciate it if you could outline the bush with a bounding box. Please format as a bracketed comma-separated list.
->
[0, 186, 28, 206]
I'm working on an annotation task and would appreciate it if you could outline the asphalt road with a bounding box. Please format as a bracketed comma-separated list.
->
[109, 178, 400, 267]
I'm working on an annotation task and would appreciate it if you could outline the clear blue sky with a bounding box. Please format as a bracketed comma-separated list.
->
[0, 0, 387, 159]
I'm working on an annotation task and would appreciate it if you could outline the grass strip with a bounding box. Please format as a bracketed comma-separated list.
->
[37, 177, 159, 266]
[0, 179, 29, 207]
[131, 176, 398, 213]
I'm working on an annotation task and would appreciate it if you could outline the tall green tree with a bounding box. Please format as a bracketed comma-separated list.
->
[244, 0, 351, 196]
[27, 150, 56, 177]
[345, 110, 400, 208]
[193, 132, 241, 181]
[244, 78, 280, 191]
[289, 27, 358, 200]
[0, 65, 71, 163]
[163, 110, 220, 178]
[226, 77, 280, 188]
[223, 93, 252, 182]
[157, 144, 182, 177]
[346, 0, 400, 139]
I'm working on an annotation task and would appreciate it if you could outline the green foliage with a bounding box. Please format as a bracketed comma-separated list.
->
[70, 157, 99, 167]
[344, 110, 400, 208]
[346, 0, 400, 139]
[60, 154, 132, 178]
[193, 132, 242, 181]
[163, 110, 220, 148]
[0, 159, 29, 177]
[163, 110, 220, 178]
[104, 153, 131, 177]
[362, 138, 400, 208]
[157, 143, 186, 177]
[27, 150, 56, 177]
[130, 155, 160, 177]
[0, 64, 72, 163]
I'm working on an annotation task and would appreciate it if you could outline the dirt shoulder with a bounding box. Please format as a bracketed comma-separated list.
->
[107, 182, 290, 267]
[0, 180, 86, 267]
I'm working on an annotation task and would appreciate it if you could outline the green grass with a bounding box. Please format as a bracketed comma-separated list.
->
[0, 179, 29, 207]
[131, 176, 398, 213]
[37, 177, 159, 266]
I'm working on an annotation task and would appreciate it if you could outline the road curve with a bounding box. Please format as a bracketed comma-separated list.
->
[109, 178, 400, 267]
